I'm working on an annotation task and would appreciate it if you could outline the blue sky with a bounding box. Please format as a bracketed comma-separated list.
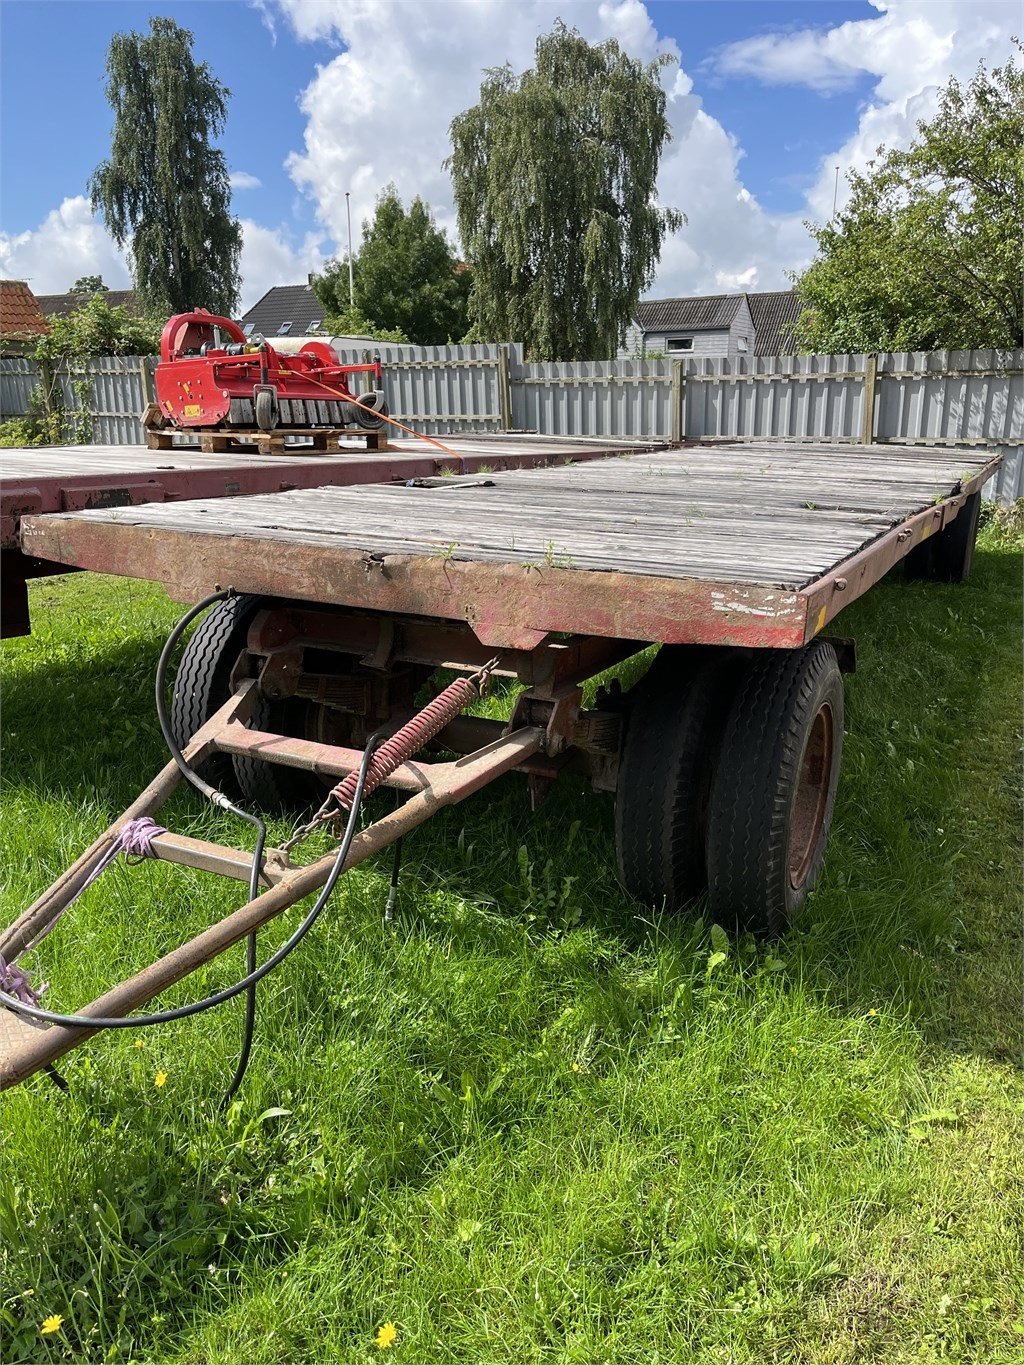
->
[0, 1, 1016, 308]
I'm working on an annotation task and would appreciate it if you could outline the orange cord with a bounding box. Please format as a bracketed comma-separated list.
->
[278, 366, 466, 464]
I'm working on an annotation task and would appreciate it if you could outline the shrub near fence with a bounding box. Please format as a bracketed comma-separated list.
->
[1, 346, 1020, 502]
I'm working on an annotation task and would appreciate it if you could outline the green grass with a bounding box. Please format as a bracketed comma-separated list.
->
[1, 523, 1021, 1365]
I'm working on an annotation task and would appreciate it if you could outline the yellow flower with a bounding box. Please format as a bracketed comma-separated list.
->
[867, 1009, 878, 1017]
[374, 1321, 398, 1350]
[134, 1038, 145, 1049]
[571, 1062, 580, 1073]
[40, 1314, 63, 1336]
[154, 1070, 168, 1088]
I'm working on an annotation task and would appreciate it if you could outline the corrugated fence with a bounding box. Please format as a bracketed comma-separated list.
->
[2, 345, 1020, 503]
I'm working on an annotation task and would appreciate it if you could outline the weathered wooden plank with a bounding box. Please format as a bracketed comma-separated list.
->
[17, 441, 999, 648]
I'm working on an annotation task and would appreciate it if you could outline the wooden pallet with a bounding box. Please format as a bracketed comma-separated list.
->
[142, 406, 391, 455]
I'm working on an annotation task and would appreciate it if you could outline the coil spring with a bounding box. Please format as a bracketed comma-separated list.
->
[330, 673, 481, 812]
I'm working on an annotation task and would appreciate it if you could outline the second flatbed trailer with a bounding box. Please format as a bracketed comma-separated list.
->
[0, 440, 998, 1090]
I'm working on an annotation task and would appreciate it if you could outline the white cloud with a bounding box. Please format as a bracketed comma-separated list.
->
[716, 265, 759, 291]
[0, 196, 325, 313]
[237, 220, 326, 310]
[4, 1, 1017, 329]
[715, 0, 1018, 225]
[0, 196, 131, 293]
[277, 0, 680, 252]
[270, 0, 1018, 306]
[229, 170, 263, 191]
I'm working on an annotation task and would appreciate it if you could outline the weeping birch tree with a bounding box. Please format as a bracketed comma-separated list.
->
[448, 22, 683, 359]
[90, 17, 242, 317]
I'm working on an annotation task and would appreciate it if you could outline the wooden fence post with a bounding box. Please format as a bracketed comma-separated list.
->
[37, 357, 56, 417]
[861, 352, 878, 444]
[670, 359, 683, 443]
[139, 355, 155, 407]
[497, 345, 513, 431]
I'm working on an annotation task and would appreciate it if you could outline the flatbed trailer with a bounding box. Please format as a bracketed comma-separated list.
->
[0, 434, 652, 636]
[0, 439, 999, 1092]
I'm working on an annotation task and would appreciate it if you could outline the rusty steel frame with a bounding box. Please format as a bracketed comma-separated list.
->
[18, 458, 1000, 652]
[0, 677, 544, 1090]
[245, 606, 646, 693]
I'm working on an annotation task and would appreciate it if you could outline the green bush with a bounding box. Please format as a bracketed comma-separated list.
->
[0, 410, 63, 447]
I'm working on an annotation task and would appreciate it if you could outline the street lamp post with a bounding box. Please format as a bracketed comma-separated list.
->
[345, 192, 355, 307]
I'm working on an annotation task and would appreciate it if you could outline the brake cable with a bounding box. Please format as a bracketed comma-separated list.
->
[0, 590, 388, 1104]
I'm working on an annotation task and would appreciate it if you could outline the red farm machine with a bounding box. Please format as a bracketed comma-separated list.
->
[148, 310, 389, 445]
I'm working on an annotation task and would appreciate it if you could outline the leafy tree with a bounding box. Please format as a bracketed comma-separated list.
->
[795, 47, 1023, 353]
[70, 275, 108, 294]
[318, 303, 409, 345]
[90, 17, 242, 317]
[0, 297, 164, 446]
[35, 296, 163, 363]
[314, 187, 469, 344]
[448, 22, 683, 359]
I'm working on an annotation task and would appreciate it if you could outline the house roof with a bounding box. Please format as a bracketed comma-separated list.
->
[633, 288, 804, 354]
[240, 284, 326, 337]
[36, 288, 143, 318]
[634, 294, 743, 333]
[0, 280, 50, 339]
[748, 289, 802, 356]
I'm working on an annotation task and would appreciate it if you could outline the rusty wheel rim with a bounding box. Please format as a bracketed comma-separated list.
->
[789, 702, 834, 889]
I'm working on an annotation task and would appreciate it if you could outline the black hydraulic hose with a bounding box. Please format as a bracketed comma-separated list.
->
[153, 590, 264, 1103]
[0, 590, 386, 1048]
[221, 930, 258, 1107]
[0, 735, 382, 1030]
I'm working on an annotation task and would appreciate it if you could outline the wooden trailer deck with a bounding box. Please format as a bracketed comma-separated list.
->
[1, 434, 659, 635]
[19, 441, 999, 652]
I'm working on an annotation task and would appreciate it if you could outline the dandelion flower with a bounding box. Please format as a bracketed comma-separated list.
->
[867, 1009, 878, 1018]
[154, 1070, 168, 1088]
[40, 1314, 63, 1336]
[374, 1321, 398, 1350]
[571, 1062, 580, 1073]
[134, 1039, 145, 1049]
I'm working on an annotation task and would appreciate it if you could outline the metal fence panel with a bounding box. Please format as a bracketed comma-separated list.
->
[681, 353, 865, 441]
[511, 359, 674, 437]
[992, 447, 1024, 503]
[83, 355, 152, 445]
[0, 358, 39, 419]
[327, 342, 518, 436]
[1, 345, 1021, 502]
[875, 349, 1023, 444]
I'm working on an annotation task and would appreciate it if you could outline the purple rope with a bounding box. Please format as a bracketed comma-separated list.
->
[0, 953, 41, 1006]
[3, 817, 166, 1003]
[77, 816, 167, 892]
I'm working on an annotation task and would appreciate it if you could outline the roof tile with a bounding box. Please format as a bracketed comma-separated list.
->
[634, 295, 743, 332]
[0, 280, 50, 338]
[36, 289, 143, 319]
[240, 284, 326, 337]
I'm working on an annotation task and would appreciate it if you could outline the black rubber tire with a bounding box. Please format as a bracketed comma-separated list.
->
[353, 394, 389, 430]
[614, 651, 741, 911]
[230, 694, 327, 813]
[705, 641, 844, 935]
[904, 490, 982, 583]
[170, 594, 264, 788]
[255, 388, 278, 433]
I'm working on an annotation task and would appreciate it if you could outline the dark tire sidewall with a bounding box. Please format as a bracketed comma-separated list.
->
[781, 661, 844, 920]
